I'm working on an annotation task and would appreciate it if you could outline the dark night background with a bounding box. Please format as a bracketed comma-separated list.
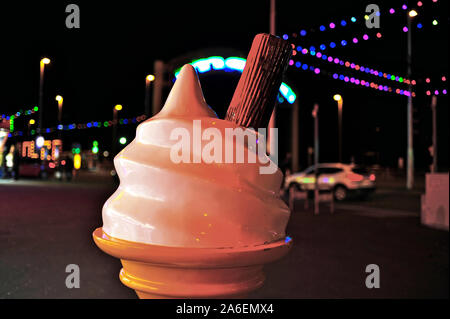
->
[0, 0, 448, 171]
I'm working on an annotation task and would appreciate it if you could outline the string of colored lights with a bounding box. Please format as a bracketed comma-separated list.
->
[426, 89, 448, 96]
[289, 58, 417, 97]
[7, 115, 148, 137]
[1, 106, 39, 122]
[290, 44, 414, 85]
[283, 0, 443, 86]
[291, 31, 383, 54]
[283, 15, 361, 40]
[284, 0, 440, 40]
[424, 76, 448, 95]
[299, 14, 440, 55]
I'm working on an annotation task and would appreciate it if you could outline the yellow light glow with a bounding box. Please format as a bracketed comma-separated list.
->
[146, 74, 155, 82]
[115, 104, 123, 111]
[29, 119, 35, 125]
[41, 58, 51, 64]
[74, 154, 81, 170]
[333, 94, 342, 101]
[55, 95, 63, 102]
[408, 10, 418, 17]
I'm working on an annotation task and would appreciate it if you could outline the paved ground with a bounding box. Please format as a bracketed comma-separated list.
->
[0, 171, 448, 298]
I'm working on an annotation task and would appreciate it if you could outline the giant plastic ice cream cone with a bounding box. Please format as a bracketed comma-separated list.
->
[93, 34, 293, 298]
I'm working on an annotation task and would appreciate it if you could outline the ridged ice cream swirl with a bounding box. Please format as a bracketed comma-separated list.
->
[102, 64, 290, 248]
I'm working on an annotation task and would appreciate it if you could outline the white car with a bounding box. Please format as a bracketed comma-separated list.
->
[284, 163, 376, 201]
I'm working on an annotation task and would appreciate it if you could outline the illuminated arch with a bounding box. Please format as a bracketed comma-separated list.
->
[174, 56, 297, 104]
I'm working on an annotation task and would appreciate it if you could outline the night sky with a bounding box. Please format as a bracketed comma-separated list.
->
[1, 0, 448, 171]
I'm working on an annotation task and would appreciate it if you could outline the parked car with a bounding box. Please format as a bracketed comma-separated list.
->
[284, 163, 376, 201]
[18, 158, 56, 179]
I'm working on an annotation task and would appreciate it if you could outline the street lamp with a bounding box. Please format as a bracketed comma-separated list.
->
[406, 10, 417, 189]
[408, 9, 418, 17]
[38, 57, 50, 135]
[145, 75, 155, 117]
[333, 94, 343, 163]
[28, 119, 35, 136]
[55, 95, 63, 123]
[55, 95, 63, 141]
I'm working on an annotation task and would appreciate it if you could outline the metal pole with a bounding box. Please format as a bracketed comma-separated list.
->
[267, 0, 276, 155]
[338, 99, 343, 163]
[431, 95, 437, 173]
[152, 60, 165, 116]
[270, 0, 275, 35]
[291, 100, 299, 172]
[406, 15, 414, 189]
[145, 79, 151, 117]
[38, 63, 45, 134]
[58, 99, 63, 140]
[112, 108, 117, 155]
[313, 103, 319, 215]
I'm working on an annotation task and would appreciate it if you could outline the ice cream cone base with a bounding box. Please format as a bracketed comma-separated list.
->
[120, 260, 264, 299]
[93, 228, 292, 299]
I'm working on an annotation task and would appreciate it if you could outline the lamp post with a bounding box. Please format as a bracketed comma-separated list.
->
[38, 57, 50, 135]
[267, 0, 277, 155]
[55, 95, 63, 124]
[55, 95, 63, 144]
[113, 104, 122, 155]
[406, 10, 417, 190]
[291, 100, 299, 173]
[312, 103, 319, 215]
[28, 119, 35, 136]
[145, 74, 155, 117]
[152, 61, 165, 116]
[333, 94, 343, 163]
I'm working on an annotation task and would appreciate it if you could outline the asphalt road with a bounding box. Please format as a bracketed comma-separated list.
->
[0, 171, 448, 298]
